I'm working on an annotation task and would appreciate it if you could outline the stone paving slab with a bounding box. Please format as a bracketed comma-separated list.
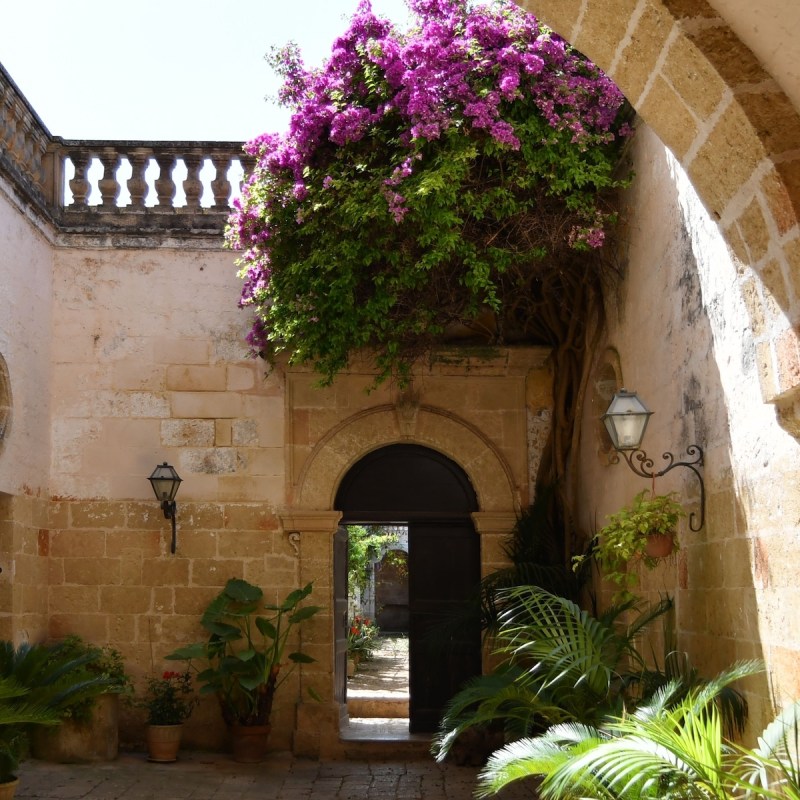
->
[17, 751, 537, 800]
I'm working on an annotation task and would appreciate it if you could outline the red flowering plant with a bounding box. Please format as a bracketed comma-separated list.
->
[136, 670, 197, 726]
[347, 615, 379, 662]
[228, 0, 632, 390]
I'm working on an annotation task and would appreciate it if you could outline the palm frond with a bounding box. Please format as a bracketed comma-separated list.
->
[477, 663, 761, 800]
[734, 699, 800, 800]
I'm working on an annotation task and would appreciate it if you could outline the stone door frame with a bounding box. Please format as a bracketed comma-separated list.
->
[280, 404, 521, 757]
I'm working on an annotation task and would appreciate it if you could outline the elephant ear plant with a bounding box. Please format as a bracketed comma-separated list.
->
[167, 579, 321, 727]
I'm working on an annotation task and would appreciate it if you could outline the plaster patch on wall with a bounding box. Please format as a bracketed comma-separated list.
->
[181, 448, 238, 474]
[208, 323, 252, 363]
[161, 419, 215, 447]
[527, 406, 551, 502]
[231, 419, 258, 446]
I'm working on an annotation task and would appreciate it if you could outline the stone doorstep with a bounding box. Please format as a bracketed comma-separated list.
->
[346, 695, 410, 718]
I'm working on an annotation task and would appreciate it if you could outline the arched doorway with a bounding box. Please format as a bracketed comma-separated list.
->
[335, 443, 481, 732]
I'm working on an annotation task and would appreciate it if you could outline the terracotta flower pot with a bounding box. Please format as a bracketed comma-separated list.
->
[229, 724, 271, 763]
[146, 724, 183, 763]
[0, 778, 19, 800]
[645, 532, 675, 558]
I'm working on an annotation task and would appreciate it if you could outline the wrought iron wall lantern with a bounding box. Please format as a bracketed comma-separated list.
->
[148, 462, 182, 554]
[602, 389, 705, 531]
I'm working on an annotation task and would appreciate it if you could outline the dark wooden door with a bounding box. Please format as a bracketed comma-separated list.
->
[333, 525, 348, 706]
[335, 444, 481, 732]
[408, 521, 481, 732]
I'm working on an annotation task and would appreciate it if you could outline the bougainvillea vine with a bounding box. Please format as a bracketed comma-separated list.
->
[228, 0, 631, 387]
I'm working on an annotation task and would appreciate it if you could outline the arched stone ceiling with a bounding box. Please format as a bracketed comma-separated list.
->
[523, 0, 800, 410]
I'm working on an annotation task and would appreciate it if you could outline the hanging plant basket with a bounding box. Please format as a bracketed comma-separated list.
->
[645, 531, 675, 559]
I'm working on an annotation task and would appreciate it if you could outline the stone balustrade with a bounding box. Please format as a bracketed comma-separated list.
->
[56, 141, 252, 234]
[0, 61, 56, 209]
[1, 61, 251, 236]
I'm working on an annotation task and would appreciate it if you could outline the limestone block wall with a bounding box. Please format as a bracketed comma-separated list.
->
[0, 172, 55, 643]
[577, 125, 800, 735]
[43, 495, 303, 751]
[44, 242, 308, 749]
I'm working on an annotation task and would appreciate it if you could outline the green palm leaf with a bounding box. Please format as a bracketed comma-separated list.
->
[478, 662, 761, 799]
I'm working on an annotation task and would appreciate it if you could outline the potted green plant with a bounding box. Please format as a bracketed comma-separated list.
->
[30, 635, 132, 763]
[0, 681, 58, 800]
[135, 669, 197, 763]
[347, 615, 378, 674]
[574, 490, 685, 602]
[167, 578, 321, 763]
[0, 640, 116, 798]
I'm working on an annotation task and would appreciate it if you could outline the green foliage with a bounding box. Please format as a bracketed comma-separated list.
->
[243, 119, 627, 387]
[135, 670, 197, 726]
[735, 699, 800, 799]
[432, 587, 674, 761]
[475, 661, 767, 800]
[347, 615, 379, 663]
[232, 2, 632, 387]
[347, 525, 399, 600]
[0, 640, 118, 782]
[167, 579, 321, 727]
[573, 491, 685, 603]
[46, 635, 132, 722]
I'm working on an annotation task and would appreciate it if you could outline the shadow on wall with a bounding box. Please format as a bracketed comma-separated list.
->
[577, 125, 778, 736]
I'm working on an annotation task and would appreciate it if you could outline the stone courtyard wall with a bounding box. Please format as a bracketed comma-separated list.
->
[576, 126, 800, 736]
[0, 170, 54, 643]
[1, 165, 551, 752]
[45, 241, 302, 750]
[2, 2, 800, 749]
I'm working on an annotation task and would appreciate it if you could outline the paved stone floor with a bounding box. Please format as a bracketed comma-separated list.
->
[16, 635, 537, 799]
[17, 751, 537, 799]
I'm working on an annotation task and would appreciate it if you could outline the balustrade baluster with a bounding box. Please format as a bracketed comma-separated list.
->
[210, 155, 232, 210]
[183, 153, 203, 210]
[11, 101, 26, 161]
[2, 121, 16, 166]
[20, 120, 35, 185]
[0, 96, 14, 151]
[239, 156, 256, 192]
[68, 150, 91, 207]
[154, 154, 176, 209]
[98, 148, 121, 208]
[127, 149, 150, 209]
[32, 134, 49, 196]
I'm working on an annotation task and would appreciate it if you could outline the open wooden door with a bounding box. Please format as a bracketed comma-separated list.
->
[408, 521, 481, 732]
[335, 444, 481, 733]
[333, 525, 348, 707]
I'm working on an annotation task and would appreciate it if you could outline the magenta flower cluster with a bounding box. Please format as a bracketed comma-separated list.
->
[229, 0, 630, 355]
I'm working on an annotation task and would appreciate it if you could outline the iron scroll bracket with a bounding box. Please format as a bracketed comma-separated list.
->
[611, 444, 705, 532]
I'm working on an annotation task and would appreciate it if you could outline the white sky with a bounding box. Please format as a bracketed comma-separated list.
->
[0, 0, 411, 142]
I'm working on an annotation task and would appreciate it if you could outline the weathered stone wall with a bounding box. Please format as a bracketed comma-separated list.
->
[528, 0, 800, 419]
[0, 169, 55, 643]
[577, 125, 800, 736]
[43, 495, 302, 751]
[0, 216, 551, 753]
[46, 242, 300, 749]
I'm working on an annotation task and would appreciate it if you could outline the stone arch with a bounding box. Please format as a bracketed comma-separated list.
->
[295, 404, 519, 513]
[523, 0, 800, 408]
